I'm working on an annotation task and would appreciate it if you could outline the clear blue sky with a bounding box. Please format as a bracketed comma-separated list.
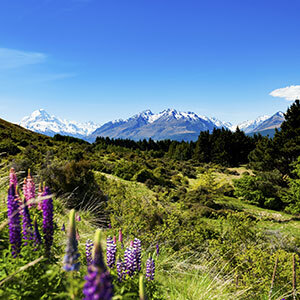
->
[0, 0, 300, 125]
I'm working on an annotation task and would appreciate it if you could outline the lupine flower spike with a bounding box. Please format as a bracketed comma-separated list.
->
[83, 229, 113, 300]
[61, 223, 65, 232]
[22, 199, 33, 245]
[106, 236, 117, 268]
[7, 184, 22, 257]
[146, 255, 155, 281]
[156, 243, 159, 257]
[42, 186, 54, 256]
[86, 239, 94, 266]
[9, 168, 18, 187]
[113, 236, 117, 244]
[118, 229, 123, 248]
[134, 238, 142, 271]
[26, 169, 36, 207]
[116, 257, 125, 282]
[33, 217, 41, 251]
[124, 245, 136, 277]
[63, 209, 80, 271]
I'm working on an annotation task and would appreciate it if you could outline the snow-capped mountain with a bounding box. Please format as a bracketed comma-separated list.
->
[20, 109, 99, 138]
[19, 108, 285, 142]
[230, 112, 284, 134]
[251, 111, 284, 133]
[231, 115, 270, 133]
[88, 109, 232, 142]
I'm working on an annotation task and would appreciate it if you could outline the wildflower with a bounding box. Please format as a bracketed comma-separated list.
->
[146, 256, 155, 281]
[63, 209, 80, 271]
[108, 223, 111, 229]
[156, 243, 159, 257]
[33, 218, 41, 251]
[124, 246, 136, 276]
[116, 257, 125, 282]
[42, 186, 54, 256]
[7, 184, 22, 257]
[133, 238, 142, 271]
[106, 236, 117, 268]
[23, 170, 36, 207]
[118, 229, 123, 243]
[21, 199, 33, 245]
[86, 239, 94, 266]
[9, 168, 18, 187]
[113, 236, 116, 244]
[61, 223, 65, 232]
[83, 229, 113, 300]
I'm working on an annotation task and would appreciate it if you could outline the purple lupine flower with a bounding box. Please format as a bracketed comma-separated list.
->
[9, 168, 18, 187]
[116, 258, 125, 282]
[63, 209, 80, 271]
[108, 223, 112, 229]
[21, 199, 33, 245]
[61, 223, 65, 232]
[42, 186, 54, 256]
[133, 238, 142, 271]
[86, 239, 94, 266]
[124, 246, 136, 277]
[83, 230, 113, 300]
[156, 243, 159, 257]
[7, 184, 22, 257]
[106, 236, 117, 268]
[146, 257, 155, 281]
[113, 236, 116, 244]
[33, 218, 41, 251]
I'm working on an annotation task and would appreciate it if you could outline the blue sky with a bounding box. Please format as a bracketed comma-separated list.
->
[1, 0, 300, 125]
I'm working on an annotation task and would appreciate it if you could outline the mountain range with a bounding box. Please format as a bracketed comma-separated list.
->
[19, 109, 285, 142]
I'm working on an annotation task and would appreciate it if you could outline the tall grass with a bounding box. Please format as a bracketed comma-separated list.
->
[156, 250, 249, 300]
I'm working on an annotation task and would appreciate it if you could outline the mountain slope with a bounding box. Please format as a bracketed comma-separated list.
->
[20, 109, 99, 139]
[88, 109, 232, 142]
[231, 115, 270, 133]
[253, 112, 284, 132]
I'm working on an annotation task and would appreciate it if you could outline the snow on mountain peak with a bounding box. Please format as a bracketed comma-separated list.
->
[20, 109, 100, 137]
[231, 115, 270, 133]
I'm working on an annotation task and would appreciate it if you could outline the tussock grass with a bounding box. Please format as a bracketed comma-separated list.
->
[157, 250, 249, 300]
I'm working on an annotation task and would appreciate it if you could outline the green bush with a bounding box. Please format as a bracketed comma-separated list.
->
[233, 170, 285, 210]
[39, 160, 106, 212]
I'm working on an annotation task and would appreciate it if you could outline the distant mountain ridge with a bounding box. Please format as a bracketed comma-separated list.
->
[20, 109, 100, 139]
[18, 109, 285, 142]
[89, 109, 233, 142]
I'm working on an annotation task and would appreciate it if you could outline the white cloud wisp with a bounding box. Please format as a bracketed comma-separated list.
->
[270, 85, 300, 101]
[0, 48, 46, 69]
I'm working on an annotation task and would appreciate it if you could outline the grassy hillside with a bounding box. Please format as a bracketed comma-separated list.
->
[1, 117, 300, 299]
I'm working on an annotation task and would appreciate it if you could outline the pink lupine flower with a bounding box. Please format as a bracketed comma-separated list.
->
[25, 170, 36, 207]
[9, 168, 18, 187]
